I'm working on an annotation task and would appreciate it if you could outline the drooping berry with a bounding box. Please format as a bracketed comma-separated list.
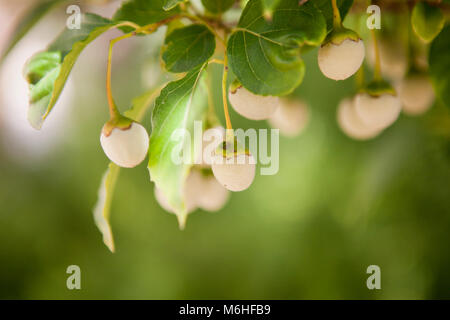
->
[211, 138, 256, 192]
[398, 74, 435, 116]
[337, 97, 381, 140]
[228, 85, 279, 120]
[100, 121, 149, 168]
[212, 154, 256, 192]
[354, 81, 402, 131]
[196, 172, 229, 212]
[268, 98, 309, 137]
[318, 28, 365, 81]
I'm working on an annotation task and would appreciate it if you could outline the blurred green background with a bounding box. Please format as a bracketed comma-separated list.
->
[0, 0, 450, 299]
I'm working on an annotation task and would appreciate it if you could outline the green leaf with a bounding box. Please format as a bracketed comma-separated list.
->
[163, 0, 185, 10]
[227, 0, 326, 96]
[162, 24, 216, 73]
[429, 25, 450, 108]
[148, 65, 208, 228]
[201, 0, 235, 14]
[411, 1, 445, 43]
[94, 163, 120, 253]
[24, 13, 118, 129]
[314, 0, 354, 32]
[113, 0, 180, 29]
[93, 87, 161, 252]
[0, 0, 66, 63]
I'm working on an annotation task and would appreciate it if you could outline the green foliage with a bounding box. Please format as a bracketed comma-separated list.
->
[429, 25, 450, 108]
[23, 13, 117, 129]
[227, 0, 326, 95]
[411, 1, 445, 43]
[163, 0, 186, 10]
[201, 0, 235, 14]
[148, 66, 208, 226]
[314, 0, 354, 31]
[113, 0, 180, 28]
[94, 163, 120, 253]
[162, 25, 216, 73]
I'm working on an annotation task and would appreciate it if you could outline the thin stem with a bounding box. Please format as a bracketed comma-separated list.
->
[106, 12, 227, 120]
[355, 66, 365, 89]
[370, 28, 382, 81]
[106, 16, 183, 119]
[205, 66, 218, 126]
[331, 0, 342, 28]
[106, 32, 134, 119]
[222, 53, 232, 130]
[181, 13, 226, 46]
[353, 12, 364, 89]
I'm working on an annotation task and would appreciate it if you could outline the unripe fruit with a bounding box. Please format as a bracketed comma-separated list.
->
[212, 150, 256, 192]
[318, 38, 365, 81]
[100, 122, 149, 168]
[228, 85, 279, 120]
[337, 97, 381, 140]
[268, 98, 309, 137]
[398, 74, 435, 116]
[354, 92, 401, 131]
[196, 174, 229, 211]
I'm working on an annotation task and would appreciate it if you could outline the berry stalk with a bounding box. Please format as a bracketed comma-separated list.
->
[331, 0, 342, 28]
[106, 32, 134, 119]
[222, 52, 233, 131]
[370, 28, 382, 81]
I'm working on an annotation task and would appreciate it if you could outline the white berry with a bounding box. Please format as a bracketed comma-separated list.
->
[399, 75, 435, 116]
[228, 86, 279, 120]
[153, 170, 200, 214]
[100, 122, 149, 168]
[337, 97, 381, 140]
[268, 98, 309, 137]
[196, 174, 229, 211]
[212, 153, 256, 192]
[197, 126, 225, 166]
[354, 93, 401, 131]
[318, 38, 365, 81]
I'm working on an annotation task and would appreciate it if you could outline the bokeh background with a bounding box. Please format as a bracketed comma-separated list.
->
[0, 0, 449, 299]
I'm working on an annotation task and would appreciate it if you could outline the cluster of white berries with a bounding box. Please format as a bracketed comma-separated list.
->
[316, 17, 435, 140]
[154, 167, 230, 215]
[337, 90, 402, 141]
[96, 2, 438, 231]
[367, 39, 435, 117]
[228, 85, 309, 137]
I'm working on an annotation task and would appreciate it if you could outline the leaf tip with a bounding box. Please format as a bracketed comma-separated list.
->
[27, 115, 44, 130]
[177, 213, 187, 230]
[105, 239, 115, 253]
